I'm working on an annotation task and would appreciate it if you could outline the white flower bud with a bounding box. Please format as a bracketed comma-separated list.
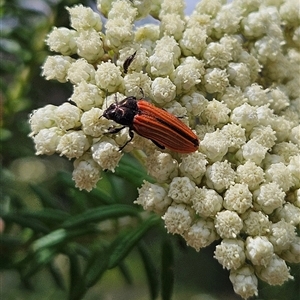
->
[256, 254, 293, 286]
[162, 204, 193, 235]
[76, 29, 104, 62]
[184, 218, 219, 251]
[67, 5, 102, 31]
[33, 127, 64, 155]
[180, 26, 207, 56]
[179, 152, 208, 184]
[229, 265, 258, 299]
[221, 123, 246, 152]
[160, 13, 185, 40]
[273, 203, 300, 226]
[203, 42, 232, 68]
[227, 62, 251, 89]
[72, 154, 101, 192]
[195, 0, 222, 17]
[206, 160, 236, 193]
[242, 210, 271, 236]
[236, 161, 265, 191]
[54, 103, 82, 131]
[272, 142, 299, 164]
[124, 72, 152, 98]
[204, 68, 229, 94]
[135, 181, 172, 215]
[91, 140, 123, 172]
[180, 92, 208, 117]
[221, 86, 247, 110]
[249, 125, 277, 149]
[46, 27, 77, 55]
[67, 59, 96, 85]
[223, 183, 252, 214]
[81, 108, 111, 137]
[146, 151, 178, 183]
[246, 236, 274, 266]
[288, 155, 300, 188]
[281, 236, 300, 264]
[244, 84, 269, 106]
[29, 105, 58, 136]
[151, 77, 176, 105]
[253, 182, 285, 214]
[220, 35, 243, 62]
[70, 82, 103, 111]
[269, 220, 296, 253]
[203, 99, 230, 125]
[42, 55, 74, 83]
[191, 187, 223, 217]
[215, 210, 243, 239]
[95, 61, 123, 93]
[214, 239, 246, 270]
[230, 103, 258, 132]
[57, 130, 90, 159]
[168, 177, 196, 204]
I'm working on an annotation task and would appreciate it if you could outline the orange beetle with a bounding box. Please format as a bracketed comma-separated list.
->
[103, 96, 199, 153]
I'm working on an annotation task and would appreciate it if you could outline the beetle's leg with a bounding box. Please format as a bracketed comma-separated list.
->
[107, 126, 125, 134]
[119, 129, 135, 151]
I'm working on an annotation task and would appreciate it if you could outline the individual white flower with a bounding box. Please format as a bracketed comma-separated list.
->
[46, 27, 77, 56]
[167, 176, 196, 204]
[279, 0, 300, 27]
[254, 36, 282, 64]
[290, 125, 300, 146]
[244, 84, 268, 106]
[128, 0, 152, 20]
[219, 34, 243, 62]
[215, 210, 243, 239]
[236, 139, 268, 165]
[230, 103, 258, 132]
[253, 182, 285, 214]
[184, 218, 219, 251]
[75, 29, 104, 62]
[236, 161, 265, 191]
[160, 13, 185, 40]
[249, 125, 277, 149]
[70, 82, 103, 112]
[151, 77, 176, 105]
[195, 0, 222, 17]
[179, 26, 207, 56]
[54, 103, 82, 131]
[195, 124, 215, 141]
[180, 92, 208, 117]
[135, 181, 172, 215]
[159, 0, 185, 17]
[179, 152, 208, 185]
[148, 50, 175, 77]
[67, 4, 102, 31]
[238, 51, 261, 82]
[171, 57, 204, 94]
[146, 151, 178, 183]
[213, 3, 243, 38]
[124, 72, 152, 98]
[56, 130, 90, 159]
[267, 88, 290, 113]
[29, 105, 58, 136]
[256, 104, 276, 127]
[81, 108, 112, 137]
[268, 220, 297, 253]
[203, 42, 232, 68]
[281, 236, 300, 264]
[162, 203, 193, 235]
[33, 127, 64, 155]
[95, 61, 123, 93]
[273, 203, 300, 226]
[242, 210, 271, 236]
[206, 160, 236, 192]
[214, 239, 246, 270]
[91, 140, 123, 172]
[227, 62, 251, 90]
[220, 86, 247, 110]
[42, 55, 74, 83]
[255, 254, 293, 286]
[265, 162, 294, 192]
[272, 142, 299, 164]
[191, 187, 223, 218]
[67, 59, 96, 85]
[107, 0, 138, 20]
[202, 99, 230, 125]
[204, 68, 229, 94]
[134, 24, 160, 55]
[229, 265, 258, 299]
[223, 183, 252, 214]
[200, 129, 229, 162]
[245, 236, 274, 266]
[72, 154, 101, 192]
[220, 123, 246, 152]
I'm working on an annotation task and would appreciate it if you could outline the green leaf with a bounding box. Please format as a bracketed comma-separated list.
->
[29, 184, 62, 209]
[138, 241, 159, 300]
[161, 238, 174, 300]
[32, 227, 96, 252]
[49, 261, 66, 290]
[68, 249, 84, 300]
[61, 204, 140, 229]
[108, 215, 160, 269]
[21, 208, 70, 224]
[118, 261, 133, 285]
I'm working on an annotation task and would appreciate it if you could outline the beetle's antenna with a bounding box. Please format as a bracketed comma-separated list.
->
[139, 87, 145, 99]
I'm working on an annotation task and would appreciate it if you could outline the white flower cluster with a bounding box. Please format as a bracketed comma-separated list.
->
[29, 0, 300, 298]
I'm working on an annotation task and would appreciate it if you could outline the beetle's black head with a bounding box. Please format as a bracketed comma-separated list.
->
[103, 96, 138, 126]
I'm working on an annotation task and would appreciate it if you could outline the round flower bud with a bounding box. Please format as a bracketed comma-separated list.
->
[215, 210, 243, 239]
[54, 103, 82, 131]
[168, 177, 196, 204]
[242, 210, 271, 236]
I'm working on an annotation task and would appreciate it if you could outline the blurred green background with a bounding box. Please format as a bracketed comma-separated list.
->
[1, 1, 299, 299]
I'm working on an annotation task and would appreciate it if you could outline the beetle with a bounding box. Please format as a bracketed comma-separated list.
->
[123, 51, 136, 74]
[102, 96, 199, 153]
